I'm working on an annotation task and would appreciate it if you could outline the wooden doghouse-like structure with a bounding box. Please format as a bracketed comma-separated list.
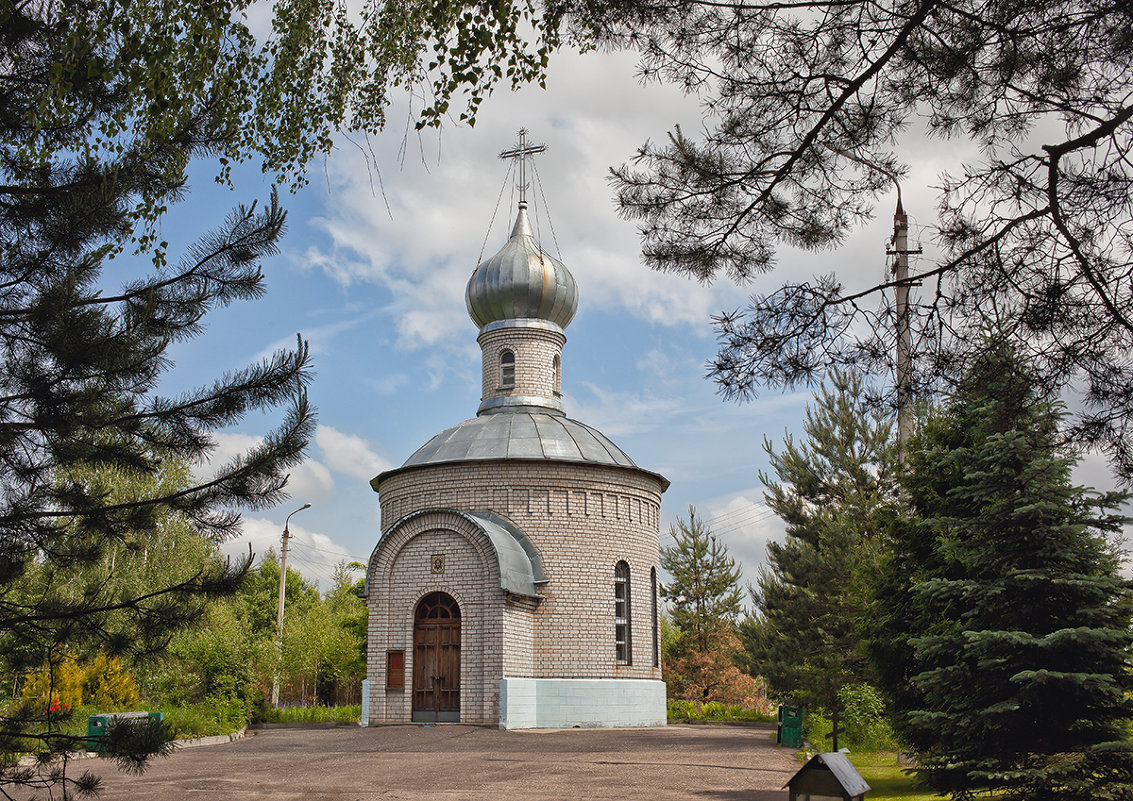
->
[784, 752, 870, 801]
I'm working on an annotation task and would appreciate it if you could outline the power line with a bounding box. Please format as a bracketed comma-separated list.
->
[706, 507, 777, 532]
[702, 505, 774, 530]
[288, 539, 367, 562]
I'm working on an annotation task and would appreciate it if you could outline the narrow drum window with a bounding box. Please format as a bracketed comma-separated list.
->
[651, 567, 659, 668]
[615, 561, 631, 665]
[500, 350, 515, 389]
[386, 650, 405, 690]
[553, 354, 561, 396]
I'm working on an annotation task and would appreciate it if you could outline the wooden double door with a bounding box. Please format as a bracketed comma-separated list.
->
[411, 592, 461, 722]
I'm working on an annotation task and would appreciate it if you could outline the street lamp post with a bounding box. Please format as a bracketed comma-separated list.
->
[271, 502, 311, 706]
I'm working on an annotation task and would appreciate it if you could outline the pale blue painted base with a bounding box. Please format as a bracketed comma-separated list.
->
[360, 679, 370, 727]
[499, 677, 666, 729]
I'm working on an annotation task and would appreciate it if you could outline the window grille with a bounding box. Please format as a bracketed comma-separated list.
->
[500, 350, 515, 388]
[651, 567, 659, 668]
[615, 561, 631, 665]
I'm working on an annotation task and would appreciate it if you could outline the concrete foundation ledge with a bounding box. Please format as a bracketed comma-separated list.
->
[16, 727, 247, 767]
[499, 677, 666, 730]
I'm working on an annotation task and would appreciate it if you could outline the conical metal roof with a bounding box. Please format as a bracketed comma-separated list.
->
[466, 203, 578, 330]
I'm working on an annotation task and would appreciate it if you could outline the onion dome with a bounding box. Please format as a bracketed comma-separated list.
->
[466, 202, 578, 331]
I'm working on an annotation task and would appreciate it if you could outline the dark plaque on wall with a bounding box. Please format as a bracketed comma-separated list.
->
[431, 554, 445, 574]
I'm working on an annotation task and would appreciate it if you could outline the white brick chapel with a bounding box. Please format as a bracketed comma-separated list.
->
[363, 133, 669, 728]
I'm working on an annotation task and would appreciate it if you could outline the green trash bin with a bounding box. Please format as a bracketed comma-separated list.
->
[87, 711, 163, 752]
[777, 704, 803, 748]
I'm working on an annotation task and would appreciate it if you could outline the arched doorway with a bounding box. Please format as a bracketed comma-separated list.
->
[412, 592, 461, 722]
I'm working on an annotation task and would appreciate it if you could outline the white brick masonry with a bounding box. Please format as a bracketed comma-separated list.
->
[366, 459, 667, 727]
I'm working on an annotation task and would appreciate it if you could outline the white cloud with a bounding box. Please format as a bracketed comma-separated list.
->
[636, 348, 676, 379]
[567, 382, 685, 438]
[369, 372, 409, 395]
[316, 425, 394, 481]
[658, 490, 786, 610]
[254, 311, 377, 362]
[288, 48, 756, 359]
[699, 492, 785, 590]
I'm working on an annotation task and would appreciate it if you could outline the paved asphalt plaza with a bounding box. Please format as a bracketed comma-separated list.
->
[86, 723, 799, 800]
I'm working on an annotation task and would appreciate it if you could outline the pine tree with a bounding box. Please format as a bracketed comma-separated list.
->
[538, 0, 1133, 482]
[661, 506, 744, 653]
[872, 339, 1133, 800]
[748, 370, 897, 708]
[661, 507, 756, 703]
[1, 8, 313, 797]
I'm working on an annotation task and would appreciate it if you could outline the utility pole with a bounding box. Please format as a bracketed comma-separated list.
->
[887, 192, 921, 450]
[272, 502, 311, 706]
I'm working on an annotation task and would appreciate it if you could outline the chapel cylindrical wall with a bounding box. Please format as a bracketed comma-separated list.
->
[376, 460, 664, 682]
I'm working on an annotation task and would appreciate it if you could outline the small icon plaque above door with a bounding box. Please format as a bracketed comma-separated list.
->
[430, 554, 445, 574]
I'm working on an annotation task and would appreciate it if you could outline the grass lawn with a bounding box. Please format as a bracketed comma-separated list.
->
[846, 753, 937, 801]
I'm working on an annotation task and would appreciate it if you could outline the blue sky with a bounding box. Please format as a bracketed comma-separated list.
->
[145, 48, 1127, 592]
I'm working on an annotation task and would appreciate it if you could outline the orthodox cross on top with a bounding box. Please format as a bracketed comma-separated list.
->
[499, 128, 547, 205]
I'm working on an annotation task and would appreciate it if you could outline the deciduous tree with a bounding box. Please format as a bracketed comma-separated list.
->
[10, 0, 569, 214]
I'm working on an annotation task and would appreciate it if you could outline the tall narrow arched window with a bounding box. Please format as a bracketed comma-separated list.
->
[615, 561, 631, 665]
[552, 354, 561, 396]
[499, 350, 515, 389]
[651, 566, 659, 668]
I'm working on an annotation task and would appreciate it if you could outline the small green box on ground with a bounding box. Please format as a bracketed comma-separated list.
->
[86, 711, 163, 752]
[777, 704, 803, 748]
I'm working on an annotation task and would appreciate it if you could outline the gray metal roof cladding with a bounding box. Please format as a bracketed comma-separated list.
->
[401, 412, 638, 469]
[372, 508, 547, 597]
[465, 204, 579, 330]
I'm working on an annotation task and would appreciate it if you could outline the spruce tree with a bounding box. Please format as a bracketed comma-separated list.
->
[748, 370, 897, 708]
[872, 339, 1133, 800]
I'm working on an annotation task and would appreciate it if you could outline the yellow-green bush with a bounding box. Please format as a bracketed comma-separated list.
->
[21, 653, 139, 710]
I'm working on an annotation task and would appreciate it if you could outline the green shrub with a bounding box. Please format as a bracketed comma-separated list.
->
[154, 698, 250, 738]
[800, 683, 898, 753]
[725, 704, 770, 721]
[21, 653, 139, 710]
[837, 683, 897, 752]
[702, 701, 726, 720]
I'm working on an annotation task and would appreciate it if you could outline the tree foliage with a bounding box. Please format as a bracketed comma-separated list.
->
[871, 338, 1133, 800]
[550, 0, 1133, 481]
[7, 0, 572, 219]
[659, 507, 765, 704]
[660, 506, 744, 653]
[747, 370, 897, 708]
[663, 626, 764, 706]
[1, 5, 316, 794]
